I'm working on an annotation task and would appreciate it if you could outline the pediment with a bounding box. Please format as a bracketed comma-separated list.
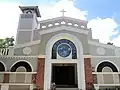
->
[39, 25, 89, 35]
[38, 16, 90, 35]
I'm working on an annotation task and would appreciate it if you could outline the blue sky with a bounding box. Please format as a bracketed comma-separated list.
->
[0, 0, 120, 46]
[77, 0, 120, 22]
[11, 0, 120, 25]
[16, 0, 120, 21]
[3, 0, 119, 19]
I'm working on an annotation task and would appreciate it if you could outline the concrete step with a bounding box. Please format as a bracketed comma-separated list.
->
[56, 88, 79, 90]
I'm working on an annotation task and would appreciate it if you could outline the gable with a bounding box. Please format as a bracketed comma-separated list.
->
[38, 16, 90, 35]
[39, 25, 89, 35]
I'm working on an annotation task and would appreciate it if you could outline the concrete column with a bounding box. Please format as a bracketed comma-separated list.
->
[30, 84, 33, 90]
[1, 84, 9, 90]
[94, 84, 99, 90]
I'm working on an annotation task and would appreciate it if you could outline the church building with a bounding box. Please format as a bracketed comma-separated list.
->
[0, 6, 120, 90]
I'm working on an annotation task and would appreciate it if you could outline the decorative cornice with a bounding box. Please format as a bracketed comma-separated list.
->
[84, 55, 120, 58]
[0, 83, 35, 85]
[92, 72, 120, 74]
[88, 40, 117, 49]
[84, 55, 91, 58]
[0, 56, 38, 59]
[91, 56, 120, 58]
[1, 55, 120, 60]
[0, 72, 37, 74]
[38, 55, 45, 58]
[39, 16, 88, 23]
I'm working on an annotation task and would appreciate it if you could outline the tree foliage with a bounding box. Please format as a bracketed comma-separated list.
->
[0, 36, 14, 48]
[107, 42, 113, 45]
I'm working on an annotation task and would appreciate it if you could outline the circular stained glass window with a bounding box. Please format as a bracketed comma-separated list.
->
[57, 43, 71, 57]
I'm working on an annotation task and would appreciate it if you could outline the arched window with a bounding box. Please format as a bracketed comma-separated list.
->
[52, 39, 77, 59]
[102, 67, 112, 72]
[97, 61, 118, 72]
[10, 61, 32, 72]
[96, 61, 119, 84]
[16, 66, 27, 72]
[0, 61, 5, 83]
[10, 61, 32, 84]
[0, 62, 5, 71]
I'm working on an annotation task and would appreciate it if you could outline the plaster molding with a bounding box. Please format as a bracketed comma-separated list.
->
[38, 55, 45, 58]
[0, 83, 35, 85]
[91, 56, 120, 58]
[92, 72, 120, 74]
[23, 47, 32, 55]
[17, 29, 33, 31]
[39, 16, 88, 23]
[83, 55, 91, 58]
[94, 60, 119, 72]
[39, 25, 89, 35]
[115, 48, 120, 56]
[0, 72, 37, 74]
[1, 55, 120, 59]
[88, 40, 116, 49]
[14, 40, 41, 48]
[84, 55, 120, 58]
[10, 59, 34, 72]
[0, 56, 38, 59]
[94, 84, 120, 87]
[96, 47, 106, 55]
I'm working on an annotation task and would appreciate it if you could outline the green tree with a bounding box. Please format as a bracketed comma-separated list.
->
[0, 36, 14, 48]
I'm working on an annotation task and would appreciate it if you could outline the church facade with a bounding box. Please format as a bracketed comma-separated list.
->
[0, 6, 120, 90]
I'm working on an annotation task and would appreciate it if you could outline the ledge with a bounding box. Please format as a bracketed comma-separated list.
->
[0, 56, 38, 59]
[0, 72, 37, 74]
[92, 72, 120, 74]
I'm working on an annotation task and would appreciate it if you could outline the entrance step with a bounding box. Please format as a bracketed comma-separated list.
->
[56, 88, 79, 90]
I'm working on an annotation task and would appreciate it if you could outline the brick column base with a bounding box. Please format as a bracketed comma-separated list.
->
[3, 74, 9, 83]
[84, 58, 94, 90]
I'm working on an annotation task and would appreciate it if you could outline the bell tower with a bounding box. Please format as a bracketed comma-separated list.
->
[16, 6, 41, 44]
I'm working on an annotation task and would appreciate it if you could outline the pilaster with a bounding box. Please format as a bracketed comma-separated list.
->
[30, 84, 33, 90]
[84, 58, 94, 90]
[1, 84, 9, 90]
[36, 58, 45, 90]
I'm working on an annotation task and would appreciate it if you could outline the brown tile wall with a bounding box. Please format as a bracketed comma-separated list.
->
[36, 58, 45, 90]
[84, 58, 94, 90]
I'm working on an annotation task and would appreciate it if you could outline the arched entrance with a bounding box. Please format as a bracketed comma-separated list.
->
[44, 33, 85, 90]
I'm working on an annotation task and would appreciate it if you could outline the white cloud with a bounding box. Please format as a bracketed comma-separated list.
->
[0, 0, 119, 47]
[87, 17, 118, 44]
[0, 2, 21, 39]
[39, 0, 87, 20]
[111, 35, 120, 46]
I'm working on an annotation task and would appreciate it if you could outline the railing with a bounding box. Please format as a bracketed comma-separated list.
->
[0, 46, 14, 56]
[0, 48, 9, 55]
[93, 72, 120, 84]
[0, 72, 37, 84]
[40, 21, 88, 30]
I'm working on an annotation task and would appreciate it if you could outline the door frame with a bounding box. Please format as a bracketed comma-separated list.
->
[51, 64, 76, 87]
[44, 59, 85, 90]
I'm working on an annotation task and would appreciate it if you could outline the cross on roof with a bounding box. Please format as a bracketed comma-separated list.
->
[60, 9, 66, 17]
